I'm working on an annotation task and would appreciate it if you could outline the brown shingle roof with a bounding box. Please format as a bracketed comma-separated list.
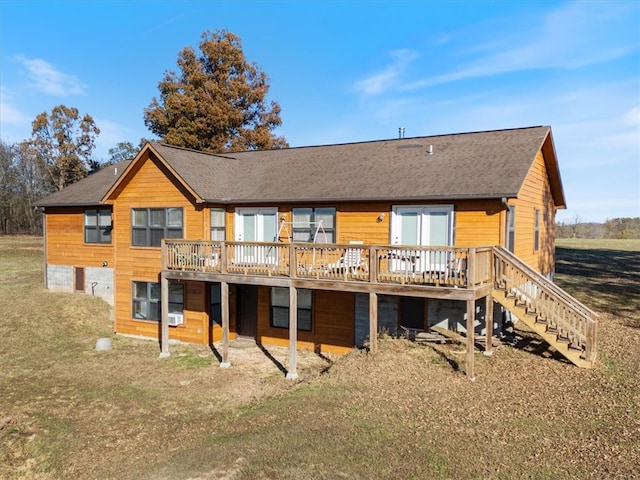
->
[36, 126, 564, 207]
[156, 125, 557, 204]
[34, 160, 130, 207]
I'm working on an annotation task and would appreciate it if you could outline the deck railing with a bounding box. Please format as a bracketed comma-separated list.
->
[163, 240, 493, 289]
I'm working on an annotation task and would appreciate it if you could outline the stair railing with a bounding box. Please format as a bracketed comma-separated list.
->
[493, 246, 597, 362]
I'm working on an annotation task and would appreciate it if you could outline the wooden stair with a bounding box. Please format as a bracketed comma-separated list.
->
[492, 288, 594, 368]
[492, 246, 597, 369]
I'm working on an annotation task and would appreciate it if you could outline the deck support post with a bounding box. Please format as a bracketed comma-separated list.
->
[220, 281, 230, 368]
[159, 273, 170, 358]
[369, 291, 378, 354]
[286, 285, 299, 379]
[466, 299, 476, 380]
[484, 295, 494, 356]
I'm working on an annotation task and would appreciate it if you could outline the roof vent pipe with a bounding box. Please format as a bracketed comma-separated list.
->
[114, 167, 118, 175]
[398, 127, 405, 139]
[427, 145, 434, 155]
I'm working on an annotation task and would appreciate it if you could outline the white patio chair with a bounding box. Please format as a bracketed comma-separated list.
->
[327, 241, 367, 274]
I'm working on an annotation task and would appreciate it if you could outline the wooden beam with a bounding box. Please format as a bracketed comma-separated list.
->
[162, 270, 479, 300]
[159, 274, 169, 358]
[369, 291, 378, 354]
[466, 299, 476, 380]
[484, 295, 494, 356]
[286, 286, 299, 379]
[220, 281, 230, 368]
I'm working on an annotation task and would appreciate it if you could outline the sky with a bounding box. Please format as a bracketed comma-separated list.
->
[1, 0, 638, 223]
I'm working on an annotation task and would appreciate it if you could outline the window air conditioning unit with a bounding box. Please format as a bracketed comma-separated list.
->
[167, 313, 184, 326]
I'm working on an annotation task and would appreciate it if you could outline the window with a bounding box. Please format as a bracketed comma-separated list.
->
[132, 208, 183, 247]
[270, 287, 312, 331]
[506, 206, 516, 253]
[132, 281, 183, 321]
[168, 283, 184, 314]
[534, 209, 540, 252]
[210, 283, 222, 325]
[292, 207, 335, 243]
[133, 281, 160, 321]
[210, 208, 226, 241]
[84, 209, 112, 244]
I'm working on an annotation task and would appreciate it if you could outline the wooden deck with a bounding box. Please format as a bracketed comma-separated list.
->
[162, 240, 494, 300]
[159, 240, 598, 376]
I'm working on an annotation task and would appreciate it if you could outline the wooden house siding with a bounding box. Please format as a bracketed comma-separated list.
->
[453, 200, 503, 247]
[336, 203, 390, 244]
[111, 153, 208, 342]
[256, 287, 356, 355]
[271, 201, 503, 248]
[511, 151, 556, 275]
[44, 207, 114, 266]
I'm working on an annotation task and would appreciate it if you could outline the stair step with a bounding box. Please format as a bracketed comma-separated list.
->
[492, 289, 595, 369]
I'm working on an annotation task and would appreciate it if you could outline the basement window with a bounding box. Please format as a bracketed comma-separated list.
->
[133, 281, 160, 321]
[132, 281, 183, 321]
[270, 287, 312, 331]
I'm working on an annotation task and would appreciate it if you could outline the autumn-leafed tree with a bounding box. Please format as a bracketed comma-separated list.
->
[144, 29, 288, 153]
[21, 105, 100, 191]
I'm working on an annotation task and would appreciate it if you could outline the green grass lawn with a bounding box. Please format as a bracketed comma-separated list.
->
[1, 236, 639, 479]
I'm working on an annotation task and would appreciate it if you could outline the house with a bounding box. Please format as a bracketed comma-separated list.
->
[34, 126, 597, 377]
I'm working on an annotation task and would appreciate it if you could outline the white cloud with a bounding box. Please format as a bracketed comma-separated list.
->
[0, 87, 29, 125]
[17, 56, 85, 96]
[354, 49, 419, 96]
[404, 1, 639, 90]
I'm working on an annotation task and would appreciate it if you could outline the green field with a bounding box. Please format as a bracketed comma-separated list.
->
[1, 236, 638, 479]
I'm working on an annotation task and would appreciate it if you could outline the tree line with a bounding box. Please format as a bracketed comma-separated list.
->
[0, 30, 287, 235]
[557, 217, 640, 239]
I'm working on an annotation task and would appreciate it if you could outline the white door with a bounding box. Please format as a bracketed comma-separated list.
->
[391, 206, 453, 272]
[235, 208, 278, 264]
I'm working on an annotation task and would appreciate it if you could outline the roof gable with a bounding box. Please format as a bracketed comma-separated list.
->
[102, 143, 205, 204]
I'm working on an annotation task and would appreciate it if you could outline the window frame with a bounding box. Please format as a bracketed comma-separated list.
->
[210, 208, 226, 241]
[506, 205, 516, 253]
[84, 209, 112, 244]
[291, 207, 336, 243]
[131, 281, 183, 322]
[131, 207, 183, 247]
[210, 283, 222, 326]
[534, 208, 541, 252]
[270, 287, 312, 331]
